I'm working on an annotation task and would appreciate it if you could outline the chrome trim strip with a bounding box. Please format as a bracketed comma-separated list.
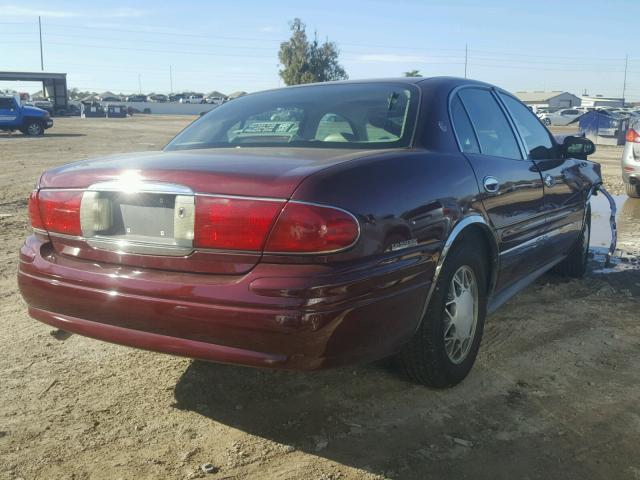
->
[86, 237, 193, 257]
[37, 188, 86, 192]
[47, 231, 262, 256]
[499, 235, 543, 257]
[38, 187, 288, 203]
[499, 220, 582, 256]
[48, 231, 84, 241]
[87, 181, 194, 195]
[195, 193, 288, 202]
[32, 227, 48, 236]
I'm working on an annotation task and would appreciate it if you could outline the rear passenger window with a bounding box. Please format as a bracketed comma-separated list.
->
[450, 95, 479, 153]
[458, 89, 522, 160]
[499, 93, 557, 160]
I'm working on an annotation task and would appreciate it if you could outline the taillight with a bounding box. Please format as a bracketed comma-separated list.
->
[626, 128, 640, 143]
[194, 196, 284, 251]
[37, 190, 83, 236]
[28, 191, 45, 230]
[265, 202, 359, 253]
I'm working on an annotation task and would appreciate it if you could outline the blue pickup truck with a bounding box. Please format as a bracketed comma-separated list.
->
[0, 94, 53, 136]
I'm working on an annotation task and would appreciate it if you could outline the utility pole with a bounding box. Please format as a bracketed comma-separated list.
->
[138, 74, 142, 94]
[169, 65, 173, 94]
[622, 54, 628, 106]
[38, 16, 44, 70]
[464, 44, 468, 79]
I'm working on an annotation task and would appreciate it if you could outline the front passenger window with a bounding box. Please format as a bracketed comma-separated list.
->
[499, 93, 557, 160]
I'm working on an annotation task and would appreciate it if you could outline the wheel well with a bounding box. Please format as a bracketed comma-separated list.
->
[23, 117, 44, 126]
[451, 224, 499, 296]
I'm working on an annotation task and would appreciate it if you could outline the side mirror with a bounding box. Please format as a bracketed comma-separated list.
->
[562, 136, 595, 160]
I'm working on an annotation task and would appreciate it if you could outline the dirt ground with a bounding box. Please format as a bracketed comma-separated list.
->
[1, 117, 639, 480]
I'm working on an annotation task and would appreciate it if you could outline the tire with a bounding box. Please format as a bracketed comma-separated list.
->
[24, 121, 44, 136]
[625, 182, 640, 198]
[543, 118, 552, 126]
[554, 205, 591, 278]
[399, 234, 488, 387]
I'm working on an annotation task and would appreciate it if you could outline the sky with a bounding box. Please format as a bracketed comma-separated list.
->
[0, 0, 637, 99]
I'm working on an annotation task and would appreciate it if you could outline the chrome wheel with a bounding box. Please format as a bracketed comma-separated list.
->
[444, 265, 478, 364]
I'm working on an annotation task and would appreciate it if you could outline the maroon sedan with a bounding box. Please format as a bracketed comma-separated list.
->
[19, 78, 601, 387]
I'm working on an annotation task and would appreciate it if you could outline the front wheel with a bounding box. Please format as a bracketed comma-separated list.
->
[24, 121, 44, 136]
[399, 236, 488, 387]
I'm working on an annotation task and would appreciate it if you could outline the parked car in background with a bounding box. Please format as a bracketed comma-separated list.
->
[180, 95, 204, 104]
[25, 100, 54, 115]
[205, 96, 224, 105]
[126, 95, 148, 103]
[19, 78, 601, 387]
[148, 94, 168, 103]
[100, 95, 123, 103]
[538, 108, 583, 126]
[0, 94, 53, 135]
[622, 120, 640, 197]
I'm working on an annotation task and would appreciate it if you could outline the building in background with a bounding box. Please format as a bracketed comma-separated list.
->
[515, 91, 581, 109]
[0, 71, 68, 112]
[580, 95, 624, 108]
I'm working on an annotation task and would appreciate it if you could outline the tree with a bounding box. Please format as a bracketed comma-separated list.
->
[278, 18, 347, 86]
[403, 70, 422, 77]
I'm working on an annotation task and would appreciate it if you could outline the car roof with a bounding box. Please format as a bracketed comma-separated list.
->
[248, 76, 498, 99]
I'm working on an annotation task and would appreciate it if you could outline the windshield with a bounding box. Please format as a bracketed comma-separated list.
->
[165, 82, 419, 151]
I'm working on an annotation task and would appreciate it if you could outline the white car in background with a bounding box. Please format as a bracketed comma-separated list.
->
[180, 95, 204, 104]
[538, 108, 583, 126]
[204, 96, 224, 105]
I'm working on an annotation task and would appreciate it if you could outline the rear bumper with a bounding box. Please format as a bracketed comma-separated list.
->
[28, 306, 287, 367]
[18, 236, 435, 370]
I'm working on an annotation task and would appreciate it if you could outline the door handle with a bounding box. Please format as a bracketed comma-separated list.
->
[483, 176, 500, 193]
[544, 174, 555, 188]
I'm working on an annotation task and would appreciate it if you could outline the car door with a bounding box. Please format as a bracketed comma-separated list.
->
[451, 87, 546, 292]
[0, 97, 19, 127]
[497, 93, 587, 262]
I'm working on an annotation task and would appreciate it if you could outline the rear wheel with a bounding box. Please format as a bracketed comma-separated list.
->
[625, 182, 640, 198]
[399, 236, 488, 387]
[543, 118, 552, 126]
[554, 205, 591, 277]
[24, 121, 44, 136]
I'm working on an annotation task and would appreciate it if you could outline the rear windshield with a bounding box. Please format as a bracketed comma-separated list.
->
[165, 83, 419, 151]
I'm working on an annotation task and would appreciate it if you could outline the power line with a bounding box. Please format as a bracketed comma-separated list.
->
[623, 54, 629, 106]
